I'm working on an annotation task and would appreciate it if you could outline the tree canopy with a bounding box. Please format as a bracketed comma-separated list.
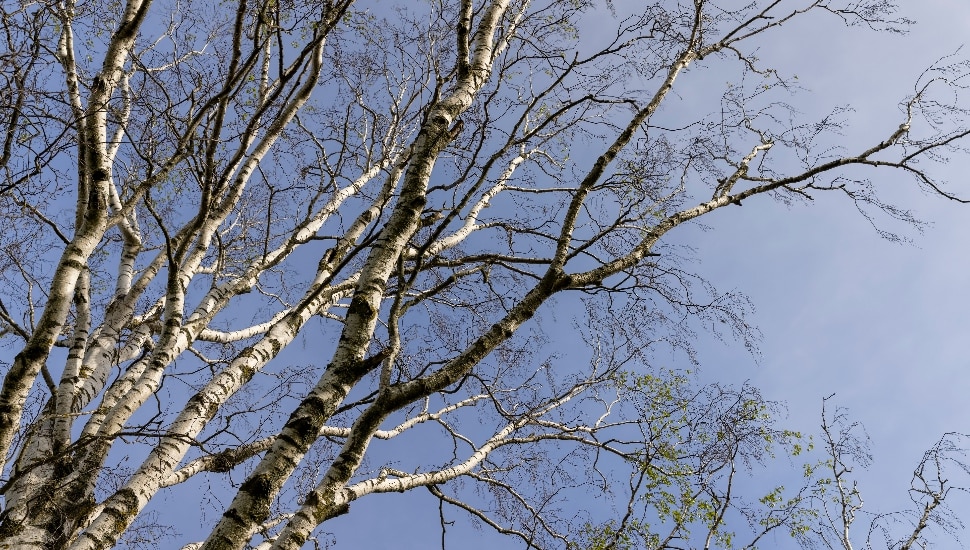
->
[0, 0, 968, 548]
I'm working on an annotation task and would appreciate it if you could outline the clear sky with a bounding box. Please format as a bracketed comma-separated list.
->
[320, 1, 970, 548]
[688, 1, 970, 541]
[7, 1, 964, 548]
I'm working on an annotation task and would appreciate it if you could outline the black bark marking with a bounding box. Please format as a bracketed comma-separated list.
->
[91, 168, 109, 182]
[346, 295, 375, 321]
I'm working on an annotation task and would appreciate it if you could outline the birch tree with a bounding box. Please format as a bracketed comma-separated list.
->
[0, 0, 967, 548]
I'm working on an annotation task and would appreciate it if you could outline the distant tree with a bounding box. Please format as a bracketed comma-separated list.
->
[0, 0, 967, 548]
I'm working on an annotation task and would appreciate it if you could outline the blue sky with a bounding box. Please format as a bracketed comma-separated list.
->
[660, 1, 970, 547]
[691, 0, 970, 532]
[4, 1, 965, 548]
[317, 2, 970, 548]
